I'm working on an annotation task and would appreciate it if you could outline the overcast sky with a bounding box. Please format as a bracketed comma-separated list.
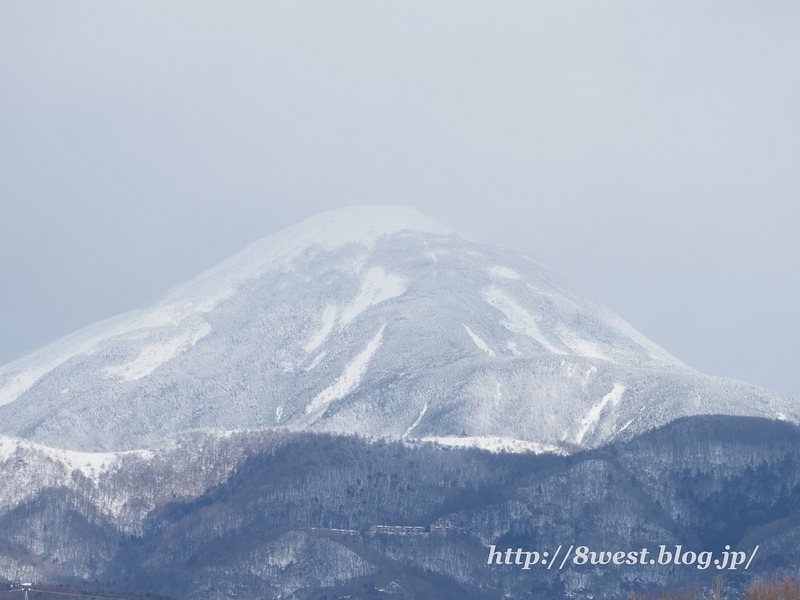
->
[2, 1, 798, 397]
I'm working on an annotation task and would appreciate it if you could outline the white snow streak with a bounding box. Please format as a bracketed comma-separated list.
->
[0, 369, 52, 407]
[403, 403, 428, 438]
[304, 325, 386, 420]
[482, 287, 565, 354]
[573, 383, 626, 445]
[583, 366, 597, 386]
[304, 352, 326, 371]
[340, 268, 406, 325]
[616, 418, 635, 436]
[0, 307, 213, 405]
[305, 305, 337, 353]
[105, 323, 211, 381]
[463, 325, 495, 356]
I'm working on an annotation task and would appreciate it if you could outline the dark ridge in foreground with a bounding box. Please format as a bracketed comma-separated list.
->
[2, 415, 800, 599]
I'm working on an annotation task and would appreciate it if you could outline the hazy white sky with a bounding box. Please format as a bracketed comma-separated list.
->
[2, 1, 799, 396]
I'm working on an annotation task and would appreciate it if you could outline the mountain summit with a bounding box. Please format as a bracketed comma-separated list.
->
[0, 205, 794, 451]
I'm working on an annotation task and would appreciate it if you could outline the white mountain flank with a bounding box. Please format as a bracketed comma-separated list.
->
[0, 205, 796, 451]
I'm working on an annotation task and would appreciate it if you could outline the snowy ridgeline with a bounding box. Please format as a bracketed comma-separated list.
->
[0, 205, 796, 452]
[0, 430, 288, 536]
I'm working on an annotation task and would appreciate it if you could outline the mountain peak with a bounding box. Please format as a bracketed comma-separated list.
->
[162, 204, 451, 308]
[280, 205, 452, 246]
[0, 206, 795, 451]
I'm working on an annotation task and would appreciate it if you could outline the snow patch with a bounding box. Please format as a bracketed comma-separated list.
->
[0, 435, 150, 483]
[340, 268, 406, 325]
[303, 325, 386, 422]
[489, 266, 521, 280]
[463, 325, 495, 356]
[572, 383, 627, 445]
[0, 436, 20, 463]
[557, 328, 611, 361]
[105, 323, 211, 381]
[482, 287, 566, 354]
[50, 449, 120, 482]
[507, 341, 522, 356]
[418, 436, 563, 455]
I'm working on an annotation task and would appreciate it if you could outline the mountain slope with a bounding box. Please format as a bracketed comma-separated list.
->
[0, 205, 794, 451]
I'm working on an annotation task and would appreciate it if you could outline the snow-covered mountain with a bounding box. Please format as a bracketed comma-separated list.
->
[0, 205, 795, 451]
